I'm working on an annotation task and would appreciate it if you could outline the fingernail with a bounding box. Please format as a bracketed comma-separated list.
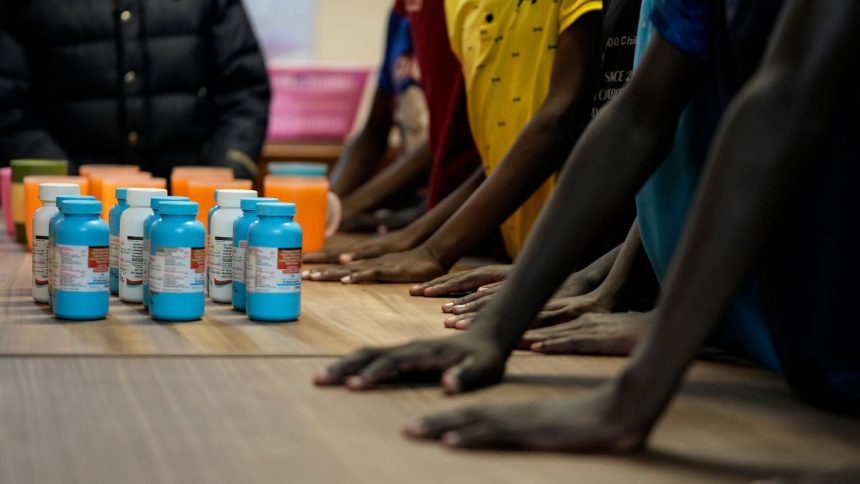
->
[310, 272, 322, 280]
[346, 376, 364, 390]
[442, 372, 461, 394]
[340, 254, 353, 263]
[403, 420, 427, 437]
[442, 302, 454, 311]
[455, 320, 470, 329]
[313, 369, 330, 384]
[530, 343, 543, 352]
[341, 276, 352, 284]
[302, 270, 310, 278]
[442, 432, 462, 446]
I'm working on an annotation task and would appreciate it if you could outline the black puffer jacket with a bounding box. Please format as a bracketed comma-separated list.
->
[0, 0, 270, 179]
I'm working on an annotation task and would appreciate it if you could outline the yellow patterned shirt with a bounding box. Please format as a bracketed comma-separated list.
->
[446, 0, 602, 257]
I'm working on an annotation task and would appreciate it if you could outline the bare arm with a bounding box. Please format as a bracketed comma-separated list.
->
[425, 17, 602, 269]
[315, 35, 704, 392]
[311, 16, 606, 283]
[388, 1, 860, 454]
[340, 139, 432, 221]
[330, 88, 395, 196]
[615, 0, 860, 433]
[469, 36, 702, 356]
[305, 167, 483, 264]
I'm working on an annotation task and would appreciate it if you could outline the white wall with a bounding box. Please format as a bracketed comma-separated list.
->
[314, 0, 391, 64]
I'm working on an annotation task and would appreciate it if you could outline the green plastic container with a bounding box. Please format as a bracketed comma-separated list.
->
[10, 159, 68, 243]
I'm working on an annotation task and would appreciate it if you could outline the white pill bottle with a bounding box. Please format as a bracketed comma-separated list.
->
[119, 188, 167, 303]
[32, 183, 80, 303]
[209, 189, 257, 303]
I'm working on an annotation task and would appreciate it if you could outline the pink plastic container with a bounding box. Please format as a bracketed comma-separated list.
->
[1, 167, 12, 237]
[267, 65, 371, 141]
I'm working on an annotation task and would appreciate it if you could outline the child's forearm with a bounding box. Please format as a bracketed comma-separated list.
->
[424, 21, 602, 269]
[330, 90, 394, 196]
[589, 220, 642, 306]
[467, 36, 703, 354]
[620, 0, 860, 427]
[341, 140, 432, 219]
[401, 168, 483, 247]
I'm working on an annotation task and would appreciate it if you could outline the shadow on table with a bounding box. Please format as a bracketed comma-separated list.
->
[633, 448, 809, 482]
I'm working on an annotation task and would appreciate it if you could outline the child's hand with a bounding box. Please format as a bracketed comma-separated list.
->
[409, 264, 512, 297]
[339, 206, 424, 233]
[314, 333, 507, 394]
[303, 230, 417, 264]
[434, 265, 608, 324]
[522, 311, 649, 355]
[443, 291, 617, 331]
[303, 246, 446, 283]
[404, 382, 650, 453]
[439, 281, 505, 314]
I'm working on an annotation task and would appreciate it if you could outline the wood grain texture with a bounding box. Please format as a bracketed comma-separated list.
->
[3, 218, 860, 483]
[2, 356, 859, 484]
[0, 237, 455, 356]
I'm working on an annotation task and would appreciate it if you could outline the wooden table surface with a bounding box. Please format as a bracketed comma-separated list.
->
[1, 228, 859, 483]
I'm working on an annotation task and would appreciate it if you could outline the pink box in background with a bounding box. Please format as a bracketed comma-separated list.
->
[267, 65, 372, 141]
[1, 167, 12, 236]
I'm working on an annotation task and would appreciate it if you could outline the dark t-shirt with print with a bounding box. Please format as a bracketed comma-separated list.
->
[591, 0, 641, 117]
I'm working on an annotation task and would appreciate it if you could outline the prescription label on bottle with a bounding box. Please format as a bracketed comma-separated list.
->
[210, 236, 234, 286]
[55, 245, 110, 292]
[121, 236, 145, 286]
[33, 236, 50, 287]
[150, 247, 205, 294]
[232, 240, 247, 284]
[248, 247, 301, 294]
[51, 245, 59, 289]
[142, 239, 151, 283]
[110, 235, 119, 269]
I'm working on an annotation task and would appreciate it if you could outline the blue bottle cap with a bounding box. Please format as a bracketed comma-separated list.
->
[62, 200, 103, 215]
[256, 202, 296, 217]
[159, 201, 199, 216]
[151, 195, 189, 210]
[57, 195, 96, 210]
[240, 197, 279, 211]
[268, 162, 328, 177]
[115, 187, 129, 201]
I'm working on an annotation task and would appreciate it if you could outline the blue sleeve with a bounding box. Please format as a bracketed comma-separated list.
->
[651, 0, 714, 60]
[379, 9, 417, 96]
[378, 9, 402, 95]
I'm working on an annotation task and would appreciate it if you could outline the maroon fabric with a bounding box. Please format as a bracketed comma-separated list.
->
[395, 0, 481, 207]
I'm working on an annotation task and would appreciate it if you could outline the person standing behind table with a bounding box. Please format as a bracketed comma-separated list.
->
[306, 0, 608, 283]
[329, 5, 432, 233]
[0, 0, 270, 180]
[305, 0, 485, 265]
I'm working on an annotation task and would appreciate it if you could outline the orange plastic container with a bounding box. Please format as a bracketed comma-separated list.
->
[188, 179, 254, 229]
[23, 176, 90, 250]
[79, 164, 140, 178]
[264, 175, 338, 253]
[100, 177, 166, 220]
[170, 167, 234, 197]
[88, 168, 147, 202]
